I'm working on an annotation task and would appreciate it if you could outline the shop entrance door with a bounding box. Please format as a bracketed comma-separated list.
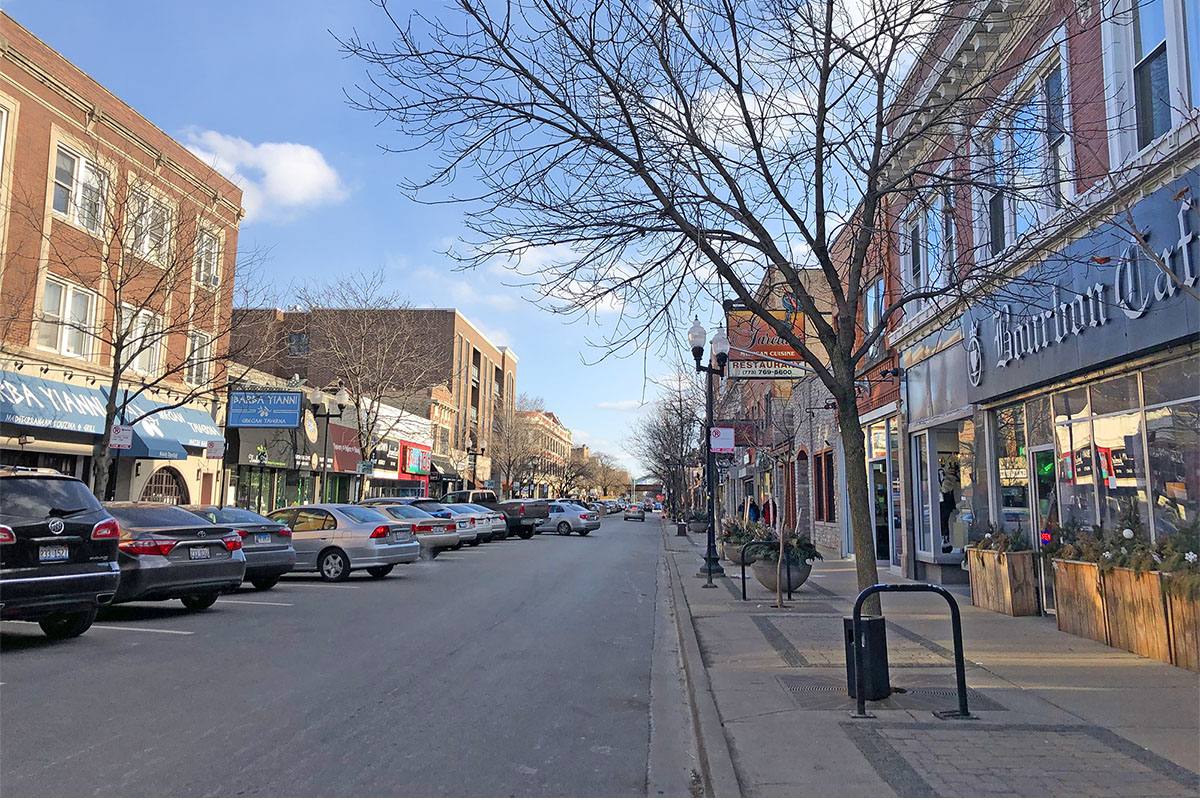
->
[1030, 446, 1058, 614]
[870, 460, 890, 562]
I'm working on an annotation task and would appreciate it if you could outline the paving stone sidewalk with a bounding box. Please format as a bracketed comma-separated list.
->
[663, 529, 1200, 798]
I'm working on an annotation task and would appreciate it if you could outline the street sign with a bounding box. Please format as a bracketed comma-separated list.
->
[726, 360, 808, 379]
[710, 426, 735, 454]
[109, 425, 133, 450]
[356, 460, 374, 475]
[205, 439, 226, 460]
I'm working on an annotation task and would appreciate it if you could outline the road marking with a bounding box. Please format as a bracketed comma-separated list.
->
[1, 620, 193, 635]
[280, 583, 360, 589]
[221, 599, 294, 607]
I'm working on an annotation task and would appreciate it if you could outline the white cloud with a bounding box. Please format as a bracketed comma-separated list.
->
[182, 128, 347, 223]
[597, 399, 643, 411]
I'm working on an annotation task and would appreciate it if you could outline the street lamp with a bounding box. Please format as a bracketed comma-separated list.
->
[309, 382, 349, 502]
[690, 317, 730, 587]
[467, 434, 487, 490]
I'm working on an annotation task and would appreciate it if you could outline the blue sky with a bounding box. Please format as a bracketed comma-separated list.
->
[5, 0, 692, 476]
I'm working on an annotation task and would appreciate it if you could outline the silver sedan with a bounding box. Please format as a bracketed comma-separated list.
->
[267, 504, 419, 581]
[460, 503, 507, 539]
[537, 502, 601, 536]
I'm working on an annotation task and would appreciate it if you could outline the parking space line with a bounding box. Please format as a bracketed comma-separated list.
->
[222, 599, 294, 607]
[1, 620, 193, 635]
[278, 583, 360, 589]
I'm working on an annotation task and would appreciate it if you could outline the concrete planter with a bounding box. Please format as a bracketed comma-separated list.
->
[688, 521, 708, 533]
[722, 541, 756, 565]
[751, 559, 812, 593]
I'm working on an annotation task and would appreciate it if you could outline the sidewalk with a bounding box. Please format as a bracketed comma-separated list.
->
[662, 524, 1200, 797]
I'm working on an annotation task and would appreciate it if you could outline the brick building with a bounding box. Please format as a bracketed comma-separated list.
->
[0, 13, 242, 503]
[519, 408, 572, 497]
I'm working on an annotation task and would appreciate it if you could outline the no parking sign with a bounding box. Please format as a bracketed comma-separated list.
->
[710, 426, 735, 454]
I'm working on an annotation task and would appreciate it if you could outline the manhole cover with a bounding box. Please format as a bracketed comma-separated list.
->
[776, 675, 1005, 711]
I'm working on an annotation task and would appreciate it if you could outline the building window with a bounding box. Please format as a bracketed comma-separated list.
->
[814, 450, 836, 523]
[864, 277, 885, 358]
[195, 229, 220, 288]
[1044, 63, 1069, 206]
[130, 191, 171, 263]
[38, 278, 93, 358]
[124, 307, 162, 376]
[52, 145, 106, 233]
[185, 331, 212, 386]
[289, 332, 309, 356]
[139, 467, 189, 505]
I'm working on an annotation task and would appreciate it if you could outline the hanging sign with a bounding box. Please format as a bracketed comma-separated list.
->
[726, 360, 808, 379]
[726, 310, 805, 362]
[710, 426, 735, 454]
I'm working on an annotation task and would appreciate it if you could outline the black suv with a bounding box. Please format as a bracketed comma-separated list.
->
[0, 469, 121, 638]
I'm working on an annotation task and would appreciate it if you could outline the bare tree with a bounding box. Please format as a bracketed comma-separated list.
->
[294, 269, 448, 499]
[591, 452, 628, 496]
[491, 392, 545, 497]
[4, 147, 273, 499]
[550, 448, 597, 497]
[340, 0, 1189, 605]
[627, 379, 703, 518]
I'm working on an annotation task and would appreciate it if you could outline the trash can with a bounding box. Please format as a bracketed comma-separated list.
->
[844, 616, 891, 701]
[676, 521, 687, 536]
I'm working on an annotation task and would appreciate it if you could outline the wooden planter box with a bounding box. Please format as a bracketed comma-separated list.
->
[1053, 559, 1200, 672]
[967, 549, 1039, 616]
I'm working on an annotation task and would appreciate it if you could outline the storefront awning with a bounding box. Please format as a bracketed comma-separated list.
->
[429, 454, 459, 480]
[127, 430, 188, 460]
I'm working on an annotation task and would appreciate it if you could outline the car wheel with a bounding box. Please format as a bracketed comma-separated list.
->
[366, 565, 394, 578]
[468, 538, 482, 546]
[180, 593, 219, 611]
[318, 548, 351, 582]
[450, 543, 463, 551]
[557, 521, 571, 535]
[578, 530, 590, 536]
[251, 577, 279, 591]
[38, 607, 98, 639]
[518, 528, 534, 540]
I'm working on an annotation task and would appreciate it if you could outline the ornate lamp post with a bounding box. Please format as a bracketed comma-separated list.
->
[309, 383, 350, 503]
[689, 317, 730, 587]
[467, 434, 487, 490]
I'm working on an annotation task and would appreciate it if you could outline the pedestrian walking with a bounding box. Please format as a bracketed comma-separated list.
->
[748, 499, 760, 523]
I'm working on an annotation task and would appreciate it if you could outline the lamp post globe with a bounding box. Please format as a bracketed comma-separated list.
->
[308, 386, 323, 408]
[688, 317, 706, 364]
[334, 386, 351, 410]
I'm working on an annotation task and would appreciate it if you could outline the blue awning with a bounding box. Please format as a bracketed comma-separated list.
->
[116, 395, 224, 448]
[127, 430, 188, 460]
[0, 369, 109, 434]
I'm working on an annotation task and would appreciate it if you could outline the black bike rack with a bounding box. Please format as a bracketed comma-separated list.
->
[739, 541, 794, 601]
[850, 583, 975, 720]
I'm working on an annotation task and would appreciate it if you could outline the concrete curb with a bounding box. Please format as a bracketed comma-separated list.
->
[660, 520, 742, 798]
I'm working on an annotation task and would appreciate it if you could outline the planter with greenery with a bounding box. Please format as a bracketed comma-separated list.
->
[687, 510, 710, 534]
[718, 519, 768, 565]
[746, 534, 823, 599]
[965, 526, 1038, 616]
[1047, 511, 1198, 671]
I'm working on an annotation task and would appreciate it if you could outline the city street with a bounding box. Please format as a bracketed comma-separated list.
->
[0, 518, 685, 797]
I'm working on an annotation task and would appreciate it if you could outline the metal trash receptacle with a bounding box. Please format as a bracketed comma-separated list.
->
[676, 521, 687, 536]
[844, 615, 891, 700]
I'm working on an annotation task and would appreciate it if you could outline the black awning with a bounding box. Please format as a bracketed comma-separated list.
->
[429, 454, 460, 480]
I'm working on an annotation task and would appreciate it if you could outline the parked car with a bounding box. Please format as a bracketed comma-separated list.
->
[0, 468, 121, 638]
[460, 503, 507, 540]
[266, 504, 419, 581]
[183, 505, 296, 590]
[653, 503, 663, 511]
[104, 503, 246, 610]
[623, 505, 646, 521]
[538, 502, 601, 536]
[360, 501, 459, 555]
[496, 498, 550, 538]
[444, 503, 494, 544]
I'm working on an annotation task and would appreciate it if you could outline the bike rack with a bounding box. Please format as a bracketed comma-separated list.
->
[739, 541, 793, 602]
[850, 583, 975, 720]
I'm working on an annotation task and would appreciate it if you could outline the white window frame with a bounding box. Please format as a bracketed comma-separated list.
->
[122, 305, 163, 377]
[972, 36, 1074, 261]
[37, 277, 94, 359]
[195, 228, 220, 289]
[185, 330, 212, 386]
[51, 144, 107, 234]
[865, 276, 885, 359]
[129, 189, 172, 265]
[1102, 0, 1199, 165]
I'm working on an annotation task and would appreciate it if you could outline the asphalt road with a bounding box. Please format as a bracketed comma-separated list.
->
[0, 515, 675, 797]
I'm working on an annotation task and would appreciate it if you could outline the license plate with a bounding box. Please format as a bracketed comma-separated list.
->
[189, 546, 211, 560]
[255, 534, 272, 544]
[39, 545, 69, 562]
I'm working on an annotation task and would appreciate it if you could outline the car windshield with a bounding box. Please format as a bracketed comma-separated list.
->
[412, 500, 450, 514]
[446, 504, 476, 514]
[0, 476, 103, 520]
[381, 504, 433, 519]
[105, 505, 211, 527]
[191, 506, 275, 525]
[337, 506, 389, 523]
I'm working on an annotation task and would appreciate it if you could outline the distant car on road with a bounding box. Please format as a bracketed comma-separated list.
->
[0, 469, 121, 638]
[653, 503, 662, 511]
[104, 503, 246, 610]
[538, 502, 601, 535]
[183, 505, 295, 590]
[623, 505, 646, 521]
[266, 504, 419, 581]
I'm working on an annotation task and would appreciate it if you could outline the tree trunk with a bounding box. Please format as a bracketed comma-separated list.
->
[91, 382, 123, 501]
[838, 391, 882, 616]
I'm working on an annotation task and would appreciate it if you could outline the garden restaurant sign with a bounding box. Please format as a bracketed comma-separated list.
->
[963, 180, 1199, 403]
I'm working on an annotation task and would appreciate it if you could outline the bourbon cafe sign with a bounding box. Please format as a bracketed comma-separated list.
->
[963, 177, 1200, 403]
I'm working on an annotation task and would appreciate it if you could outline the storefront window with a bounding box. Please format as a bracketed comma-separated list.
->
[1145, 400, 1200, 539]
[1056, 419, 1098, 528]
[1091, 374, 1140, 416]
[993, 404, 1030, 536]
[953, 418, 976, 550]
[1142, 358, 1200, 407]
[914, 432, 932, 552]
[1025, 396, 1053, 447]
[1092, 411, 1150, 534]
[889, 419, 902, 567]
[1052, 386, 1090, 422]
[868, 424, 887, 459]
